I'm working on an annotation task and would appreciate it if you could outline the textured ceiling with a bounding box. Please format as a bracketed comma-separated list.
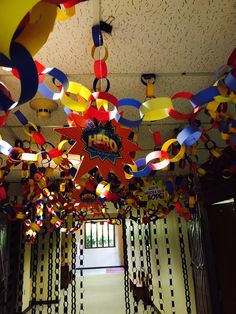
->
[1, 0, 236, 180]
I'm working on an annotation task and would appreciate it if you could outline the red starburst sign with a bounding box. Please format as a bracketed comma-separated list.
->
[55, 113, 140, 184]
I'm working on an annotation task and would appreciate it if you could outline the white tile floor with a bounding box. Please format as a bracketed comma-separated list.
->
[33, 272, 156, 314]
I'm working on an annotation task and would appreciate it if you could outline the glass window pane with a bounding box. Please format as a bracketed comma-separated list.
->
[108, 224, 115, 247]
[97, 223, 103, 247]
[85, 223, 91, 248]
[91, 223, 97, 248]
[103, 222, 108, 247]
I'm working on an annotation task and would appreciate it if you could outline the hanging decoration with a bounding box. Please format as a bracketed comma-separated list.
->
[55, 116, 140, 184]
[0, 1, 235, 242]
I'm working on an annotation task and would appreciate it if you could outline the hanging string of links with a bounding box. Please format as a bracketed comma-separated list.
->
[122, 218, 131, 314]
[178, 217, 192, 314]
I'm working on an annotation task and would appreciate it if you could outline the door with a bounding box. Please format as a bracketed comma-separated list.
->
[207, 201, 236, 314]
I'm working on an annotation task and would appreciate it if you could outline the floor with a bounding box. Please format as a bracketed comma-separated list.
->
[34, 270, 156, 314]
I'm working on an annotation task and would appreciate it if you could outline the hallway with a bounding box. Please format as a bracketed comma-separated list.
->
[35, 270, 157, 314]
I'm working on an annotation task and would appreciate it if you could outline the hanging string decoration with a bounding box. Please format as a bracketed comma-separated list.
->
[163, 218, 176, 314]
[0, 1, 235, 240]
[55, 116, 140, 185]
[122, 219, 131, 314]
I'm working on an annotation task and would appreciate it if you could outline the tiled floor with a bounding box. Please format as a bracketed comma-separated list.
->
[34, 272, 156, 313]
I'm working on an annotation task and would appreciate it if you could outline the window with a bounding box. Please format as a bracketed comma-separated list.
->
[85, 221, 115, 248]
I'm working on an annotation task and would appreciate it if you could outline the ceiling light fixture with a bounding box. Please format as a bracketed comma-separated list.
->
[30, 98, 58, 118]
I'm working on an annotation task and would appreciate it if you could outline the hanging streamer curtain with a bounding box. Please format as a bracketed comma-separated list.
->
[78, 224, 85, 313]
[71, 213, 77, 313]
[31, 239, 38, 314]
[163, 218, 176, 314]
[130, 217, 138, 313]
[152, 221, 165, 313]
[47, 232, 54, 314]
[144, 223, 155, 314]
[122, 218, 131, 314]
[178, 217, 192, 314]
[63, 220, 69, 314]
[54, 230, 61, 313]
[39, 234, 45, 314]
[16, 226, 25, 314]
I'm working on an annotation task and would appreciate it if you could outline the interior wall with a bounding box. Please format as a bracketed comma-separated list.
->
[126, 210, 197, 314]
[22, 243, 32, 311]
[76, 223, 124, 268]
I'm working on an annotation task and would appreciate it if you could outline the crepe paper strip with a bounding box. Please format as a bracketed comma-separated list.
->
[172, 92, 193, 100]
[70, 112, 90, 128]
[23, 121, 38, 137]
[16, 2, 57, 57]
[32, 132, 46, 146]
[0, 111, 10, 128]
[64, 107, 71, 116]
[140, 97, 173, 121]
[14, 110, 28, 125]
[230, 135, 236, 146]
[12, 60, 46, 84]
[58, 139, 69, 150]
[43, 0, 69, 4]
[56, 5, 75, 20]
[86, 92, 119, 121]
[177, 125, 202, 147]
[0, 0, 42, 57]
[145, 150, 170, 170]
[92, 24, 103, 47]
[161, 139, 186, 162]
[0, 43, 38, 111]
[221, 132, 230, 141]
[38, 67, 69, 100]
[21, 153, 38, 161]
[210, 148, 222, 158]
[96, 181, 111, 198]
[167, 92, 199, 120]
[36, 151, 52, 165]
[0, 140, 13, 155]
[189, 145, 198, 156]
[165, 180, 174, 195]
[93, 78, 110, 92]
[153, 131, 162, 146]
[118, 98, 143, 127]
[96, 99, 108, 110]
[124, 163, 137, 179]
[86, 105, 120, 122]
[63, 0, 88, 8]
[227, 48, 236, 68]
[94, 60, 108, 79]
[61, 82, 90, 112]
[132, 158, 153, 177]
[219, 120, 229, 133]
[224, 71, 236, 93]
[91, 45, 108, 61]
[0, 187, 6, 200]
[190, 86, 219, 107]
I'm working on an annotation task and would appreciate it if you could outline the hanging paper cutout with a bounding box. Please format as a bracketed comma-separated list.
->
[55, 117, 140, 184]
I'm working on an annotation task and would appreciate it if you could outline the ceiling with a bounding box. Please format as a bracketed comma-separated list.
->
[1, 0, 236, 181]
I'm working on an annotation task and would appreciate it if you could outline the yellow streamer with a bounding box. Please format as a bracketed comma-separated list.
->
[161, 138, 186, 162]
[16, 2, 57, 57]
[61, 81, 91, 112]
[0, 0, 41, 57]
[140, 97, 173, 121]
[56, 6, 75, 21]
